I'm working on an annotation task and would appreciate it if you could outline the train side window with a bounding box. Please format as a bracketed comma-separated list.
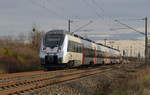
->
[99, 50, 101, 57]
[84, 47, 87, 56]
[89, 48, 92, 57]
[98, 50, 101, 57]
[72, 42, 75, 52]
[67, 41, 82, 53]
[68, 41, 70, 52]
[90, 48, 92, 57]
[74, 42, 77, 52]
[79, 45, 81, 53]
[86, 48, 89, 57]
[68, 41, 73, 52]
[88, 48, 89, 57]
[67, 41, 70, 51]
[78, 43, 81, 53]
[92, 49, 94, 57]
[75, 42, 81, 53]
[71, 42, 74, 52]
[77, 44, 79, 53]
[88, 48, 90, 56]
[74, 43, 77, 52]
[79, 44, 82, 53]
[75, 43, 77, 52]
[75, 43, 78, 52]
[89, 48, 91, 56]
[97, 50, 99, 57]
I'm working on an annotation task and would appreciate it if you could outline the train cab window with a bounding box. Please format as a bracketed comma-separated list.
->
[45, 34, 64, 48]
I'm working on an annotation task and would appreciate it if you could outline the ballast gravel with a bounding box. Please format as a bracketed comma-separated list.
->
[25, 63, 142, 95]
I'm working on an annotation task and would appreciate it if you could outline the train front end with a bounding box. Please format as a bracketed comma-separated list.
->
[40, 30, 66, 69]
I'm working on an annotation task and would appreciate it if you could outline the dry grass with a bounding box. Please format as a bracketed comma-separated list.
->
[95, 64, 150, 95]
[0, 40, 41, 73]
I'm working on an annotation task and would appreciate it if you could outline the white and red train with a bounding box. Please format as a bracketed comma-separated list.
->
[40, 30, 121, 69]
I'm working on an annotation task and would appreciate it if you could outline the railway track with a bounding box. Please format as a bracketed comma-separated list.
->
[0, 68, 79, 84]
[0, 69, 76, 80]
[0, 66, 115, 95]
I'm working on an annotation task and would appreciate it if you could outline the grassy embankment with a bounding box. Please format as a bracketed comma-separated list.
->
[96, 64, 150, 95]
[0, 40, 41, 73]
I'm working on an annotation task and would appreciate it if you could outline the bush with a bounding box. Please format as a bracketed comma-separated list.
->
[0, 40, 41, 73]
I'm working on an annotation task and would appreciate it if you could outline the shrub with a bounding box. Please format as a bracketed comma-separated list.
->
[0, 40, 41, 73]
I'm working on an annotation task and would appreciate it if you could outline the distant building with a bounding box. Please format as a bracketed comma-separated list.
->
[97, 40, 145, 58]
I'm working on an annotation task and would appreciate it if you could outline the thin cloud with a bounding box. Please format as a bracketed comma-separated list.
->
[0, 0, 150, 41]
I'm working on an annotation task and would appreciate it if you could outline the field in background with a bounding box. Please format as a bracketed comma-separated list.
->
[0, 29, 43, 73]
[0, 40, 41, 73]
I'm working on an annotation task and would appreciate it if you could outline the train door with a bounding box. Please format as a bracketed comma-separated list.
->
[94, 46, 97, 64]
[82, 44, 85, 64]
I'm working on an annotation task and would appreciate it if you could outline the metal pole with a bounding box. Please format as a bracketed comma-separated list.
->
[145, 17, 148, 63]
[104, 39, 107, 45]
[130, 46, 132, 57]
[114, 18, 148, 63]
[68, 19, 71, 32]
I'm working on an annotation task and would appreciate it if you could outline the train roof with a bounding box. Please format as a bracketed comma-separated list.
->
[46, 29, 68, 34]
[46, 30, 120, 51]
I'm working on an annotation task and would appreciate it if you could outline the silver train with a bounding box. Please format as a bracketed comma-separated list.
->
[40, 30, 121, 69]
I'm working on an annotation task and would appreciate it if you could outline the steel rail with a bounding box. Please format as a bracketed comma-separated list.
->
[0, 68, 100, 88]
[0, 69, 76, 80]
[0, 71, 44, 80]
[0, 68, 112, 95]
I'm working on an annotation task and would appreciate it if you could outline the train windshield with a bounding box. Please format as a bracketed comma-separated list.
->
[45, 34, 64, 48]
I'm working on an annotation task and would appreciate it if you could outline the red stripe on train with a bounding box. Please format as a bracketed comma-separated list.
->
[94, 46, 97, 64]
[82, 44, 85, 64]
[105, 58, 107, 63]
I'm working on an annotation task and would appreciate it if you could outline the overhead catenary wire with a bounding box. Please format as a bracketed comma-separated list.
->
[30, 0, 67, 19]
[114, 19, 145, 35]
[70, 20, 95, 33]
[80, 0, 120, 39]
[72, 21, 93, 33]
[41, 0, 82, 20]
[30, 0, 108, 34]
[29, 0, 143, 42]
[91, 0, 105, 15]
[45, 0, 66, 14]
[77, 0, 112, 37]
[115, 18, 144, 21]
[81, 0, 103, 19]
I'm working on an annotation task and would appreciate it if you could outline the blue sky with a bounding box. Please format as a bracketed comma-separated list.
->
[0, 0, 150, 40]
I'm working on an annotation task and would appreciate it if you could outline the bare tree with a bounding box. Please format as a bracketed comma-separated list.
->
[28, 25, 44, 51]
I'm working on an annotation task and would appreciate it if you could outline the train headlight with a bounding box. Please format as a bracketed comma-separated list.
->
[57, 47, 61, 52]
[43, 47, 46, 50]
[43, 47, 46, 53]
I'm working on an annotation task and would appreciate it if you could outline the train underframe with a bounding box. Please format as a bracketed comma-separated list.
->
[40, 55, 121, 70]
